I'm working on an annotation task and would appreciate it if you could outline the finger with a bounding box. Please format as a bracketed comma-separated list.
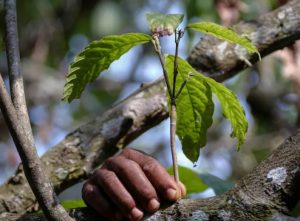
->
[82, 182, 123, 221]
[121, 149, 181, 201]
[93, 168, 144, 221]
[170, 175, 187, 198]
[103, 155, 160, 213]
[179, 180, 187, 197]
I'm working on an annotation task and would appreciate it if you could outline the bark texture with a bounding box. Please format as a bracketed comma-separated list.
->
[0, 80, 168, 220]
[187, 0, 300, 82]
[15, 129, 300, 220]
[2, 0, 74, 220]
[1, 0, 300, 220]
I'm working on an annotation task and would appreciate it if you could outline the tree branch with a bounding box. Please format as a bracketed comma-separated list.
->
[15, 129, 300, 220]
[4, 0, 33, 140]
[1, 0, 300, 220]
[3, 0, 73, 220]
[0, 80, 168, 220]
[187, 0, 300, 82]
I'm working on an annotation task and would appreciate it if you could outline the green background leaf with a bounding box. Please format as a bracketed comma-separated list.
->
[61, 199, 86, 209]
[186, 22, 259, 56]
[166, 55, 214, 162]
[199, 173, 233, 195]
[63, 33, 151, 102]
[146, 13, 184, 36]
[168, 166, 208, 194]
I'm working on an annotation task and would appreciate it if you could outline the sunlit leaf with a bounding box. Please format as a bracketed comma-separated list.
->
[166, 55, 247, 161]
[168, 166, 208, 194]
[186, 22, 260, 58]
[204, 77, 248, 149]
[63, 33, 152, 102]
[146, 13, 184, 36]
[166, 55, 214, 162]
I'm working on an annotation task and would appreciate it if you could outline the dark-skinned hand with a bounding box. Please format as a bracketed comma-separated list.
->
[82, 148, 186, 221]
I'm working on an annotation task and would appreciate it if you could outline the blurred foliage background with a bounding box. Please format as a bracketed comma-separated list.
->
[0, 0, 299, 215]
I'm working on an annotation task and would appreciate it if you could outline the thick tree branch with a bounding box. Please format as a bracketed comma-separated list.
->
[15, 129, 300, 221]
[187, 0, 300, 82]
[1, 1, 300, 220]
[0, 80, 168, 220]
[3, 0, 73, 220]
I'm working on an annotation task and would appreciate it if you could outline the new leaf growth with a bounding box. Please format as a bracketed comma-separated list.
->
[62, 12, 259, 175]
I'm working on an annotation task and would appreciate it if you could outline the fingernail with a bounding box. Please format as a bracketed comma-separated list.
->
[148, 198, 160, 212]
[166, 188, 178, 201]
[129, 207, 143, 221]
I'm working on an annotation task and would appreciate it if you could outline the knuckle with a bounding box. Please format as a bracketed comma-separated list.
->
[142, 160, 159, 175]
[82, 183, 95, 202]
[104, 156, 124, 169]
[121, 148, 136, 157]
[93, 168, 105, 178]
[100, 169, 117, 184]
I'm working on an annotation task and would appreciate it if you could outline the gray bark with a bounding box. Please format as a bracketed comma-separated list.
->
[1, 0, 300, 220]
[15, 129, 300, 220]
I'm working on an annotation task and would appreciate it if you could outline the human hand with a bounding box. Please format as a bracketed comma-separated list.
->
[82, 148, 186, 221]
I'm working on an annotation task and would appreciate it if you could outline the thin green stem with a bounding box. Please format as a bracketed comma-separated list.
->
[175, 72, 194, 99]
[172, 30, 184, 98]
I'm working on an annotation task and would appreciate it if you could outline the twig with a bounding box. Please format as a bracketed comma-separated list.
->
[3, 0, 73, 220]
[172, 30, 184, 98]
[175, 72, 194, 99]
[152, 35, 173, 97]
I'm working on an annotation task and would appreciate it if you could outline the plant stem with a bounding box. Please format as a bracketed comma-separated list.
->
[3, 1, 73, 220]
[152, 35, 180, 184]
[152, 35, 173, 97]
[4, 0, 33, 141]
[172, 30, 183, 98]
[170, 102, 179, 183]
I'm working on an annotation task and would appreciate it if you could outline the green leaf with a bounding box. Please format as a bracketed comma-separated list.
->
[146, 13, 184, 36]
[186, 22, 260, 57]
[61, 199, 86, 209]
[168, 166, 208, 194]
[166, 55, 247, 162]
[199, 173, 233, 195]
[204, 77, 248, 149]
[166, 55, 214, 162]
[63, 33, 152, 102]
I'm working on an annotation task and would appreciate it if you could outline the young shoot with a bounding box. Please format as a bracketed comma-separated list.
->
[62, 12, 259, 186]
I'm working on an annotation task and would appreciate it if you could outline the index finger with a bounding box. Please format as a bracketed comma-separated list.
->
[120, 149, 185, 201]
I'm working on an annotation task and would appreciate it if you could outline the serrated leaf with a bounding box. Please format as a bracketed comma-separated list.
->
[166, 55, 214, 162]
[166, 55, 247, 161]
[146, 13, 184, 36]
[63, 33, 152, 102]
[204, 77, 248, 149]
[168, 166, 209, 194]
[186, 22, 260, 57]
